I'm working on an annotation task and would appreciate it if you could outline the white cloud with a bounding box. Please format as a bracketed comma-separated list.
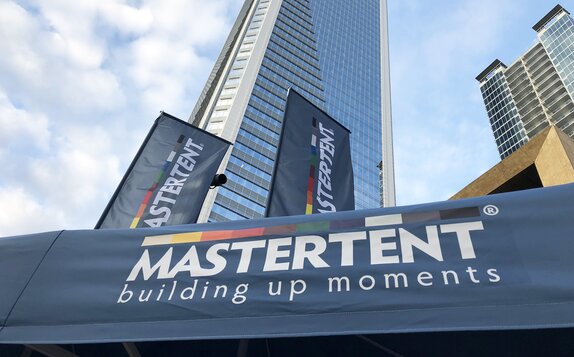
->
[0, 186, 67, 237]
[25, 126, 122, 208]
[0, 0, 241, 236]
[0, 1, 125, 116]
[98, 1, 154, 35]
[0, 89, 51, 151]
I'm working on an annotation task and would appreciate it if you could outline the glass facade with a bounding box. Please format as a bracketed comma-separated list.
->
[192, 0, 392, 222]
[310, 0, 383, 209]
[539, 11, 574, 132]
[479, 68, 527, 159]
[478, 5, 574, 158]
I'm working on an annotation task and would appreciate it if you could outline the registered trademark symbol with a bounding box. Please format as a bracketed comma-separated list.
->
[483, 205, 499, 216]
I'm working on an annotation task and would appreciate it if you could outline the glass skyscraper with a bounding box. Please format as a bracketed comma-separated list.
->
[477, 5, 574, 159]
[189, 0, 395, 222]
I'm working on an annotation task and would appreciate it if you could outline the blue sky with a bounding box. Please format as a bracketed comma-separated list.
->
[0, 0, 569, 236]
[388, 0, 569, 204]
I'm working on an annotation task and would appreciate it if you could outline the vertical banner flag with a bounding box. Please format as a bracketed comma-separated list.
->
[267, 89, 354, 217]
[96, 112, 231, 229]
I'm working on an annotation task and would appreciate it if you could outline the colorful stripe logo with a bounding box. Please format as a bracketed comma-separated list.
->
[306, 118, 318, 215]
[141, 206, 482, 247]
[130, 135, 186, 228]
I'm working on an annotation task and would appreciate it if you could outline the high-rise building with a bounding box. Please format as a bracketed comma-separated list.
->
[190, 0, 395, 223]
[476, 4, 574, 159]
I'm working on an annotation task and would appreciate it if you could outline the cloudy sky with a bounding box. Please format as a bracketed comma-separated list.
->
[0, 0, 568, 236]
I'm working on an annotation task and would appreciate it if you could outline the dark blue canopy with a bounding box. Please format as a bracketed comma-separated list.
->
[1, 184, 574, 355]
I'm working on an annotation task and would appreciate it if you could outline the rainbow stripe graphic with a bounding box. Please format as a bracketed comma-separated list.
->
[130, 135, 186, 228]
[306, 118, 318, 215]
[141, 206, 482, 247]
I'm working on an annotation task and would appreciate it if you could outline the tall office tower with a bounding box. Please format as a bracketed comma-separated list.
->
[190, 0, 395, 222]
[476, 5, 574, 159]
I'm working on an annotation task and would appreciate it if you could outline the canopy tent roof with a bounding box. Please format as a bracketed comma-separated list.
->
[1, 184, 574, 355]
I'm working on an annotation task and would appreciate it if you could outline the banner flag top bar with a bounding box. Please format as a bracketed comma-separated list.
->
[96, 112, 230, 229]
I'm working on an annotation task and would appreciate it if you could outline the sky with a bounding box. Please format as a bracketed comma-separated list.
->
[0, 0, 569, 237]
